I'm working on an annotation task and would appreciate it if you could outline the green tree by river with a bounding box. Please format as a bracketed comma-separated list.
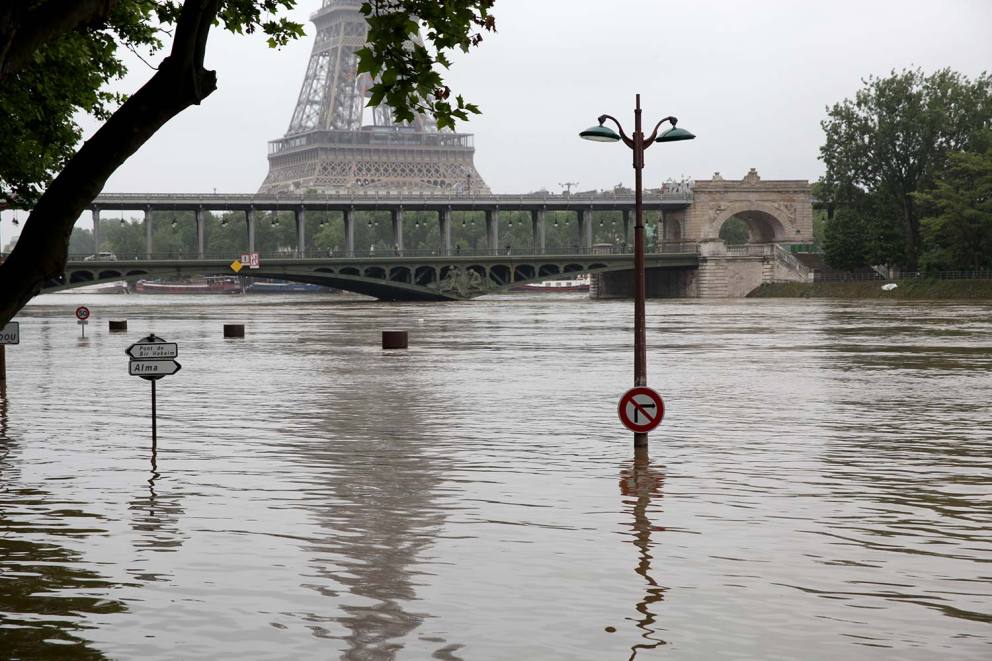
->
[819, 68, 992, 273]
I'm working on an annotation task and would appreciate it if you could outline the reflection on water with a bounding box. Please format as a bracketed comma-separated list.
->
[1, 294, 990, 659]
[128, 441, 188, 583]
[0, 388, 126, 658]
[619, 453, 667, 658]
[294, 364, 461, 659]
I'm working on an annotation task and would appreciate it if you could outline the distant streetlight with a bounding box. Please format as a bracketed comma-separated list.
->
[580, 94, 694, 451]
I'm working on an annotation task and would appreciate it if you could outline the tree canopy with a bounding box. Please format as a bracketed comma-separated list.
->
[0, 1, 304, 206]
[0, 0, 496, 326]
[819, 68, 992, 271]
[914, 131, 992, 271]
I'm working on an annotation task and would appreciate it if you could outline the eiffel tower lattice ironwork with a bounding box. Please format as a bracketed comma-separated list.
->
[259, 0, 490, 195]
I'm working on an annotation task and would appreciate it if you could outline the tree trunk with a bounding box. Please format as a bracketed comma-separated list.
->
[0, 0, 219, 327]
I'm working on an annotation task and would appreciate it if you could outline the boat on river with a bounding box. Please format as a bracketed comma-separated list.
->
[246, 279, 333, 293]
[512, 274, 590, 293]
[134, 277, 242, 294]
[54, 280, 129, 294]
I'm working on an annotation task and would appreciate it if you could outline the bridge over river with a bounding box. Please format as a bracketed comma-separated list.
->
[36, 169, 815, 300]
[51, 241, 811, 301]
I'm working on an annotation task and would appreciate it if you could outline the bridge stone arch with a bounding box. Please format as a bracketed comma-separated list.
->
[680, 168, 814, 244]
[710, 202, 791, 243]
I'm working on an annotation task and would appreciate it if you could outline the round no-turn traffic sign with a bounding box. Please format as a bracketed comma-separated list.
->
[75, 306, 91, 321]
[618, 386, 665, 433]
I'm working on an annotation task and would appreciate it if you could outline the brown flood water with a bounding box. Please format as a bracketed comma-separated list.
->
[1, 293, 990, 659]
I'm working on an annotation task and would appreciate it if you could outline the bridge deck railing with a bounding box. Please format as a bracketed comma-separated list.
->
[64, 241, 700, 262]
[90, 191, 694, 204]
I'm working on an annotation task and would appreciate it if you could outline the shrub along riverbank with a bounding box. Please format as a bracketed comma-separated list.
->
[748, 279, 992, 300]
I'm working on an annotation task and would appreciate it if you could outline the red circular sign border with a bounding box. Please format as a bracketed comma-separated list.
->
[75, 306, 90, 320]
[617, 386, 665, 433]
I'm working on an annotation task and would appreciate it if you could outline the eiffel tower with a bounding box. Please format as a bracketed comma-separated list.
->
[258, 0, 490, 195]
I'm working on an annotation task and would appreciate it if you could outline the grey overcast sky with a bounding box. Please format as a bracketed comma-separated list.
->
[89, 0, 992, 195]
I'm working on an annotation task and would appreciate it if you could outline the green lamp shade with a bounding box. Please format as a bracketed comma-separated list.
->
[579, 125, 621, 142]
[656, 126, 695, 142]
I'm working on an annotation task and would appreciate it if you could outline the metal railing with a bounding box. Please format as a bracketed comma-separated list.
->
[90, 190, 694, 204]
[726, 244, 775, 257]
[65, 242, 700, 263]
[773, 244, 812, 281]
[812, 271, 884, 282]
[814, 270, 992, 282]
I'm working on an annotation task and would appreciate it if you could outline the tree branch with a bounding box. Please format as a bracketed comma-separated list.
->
[0, 0, 117, 82]
[0, 0, 221, 326]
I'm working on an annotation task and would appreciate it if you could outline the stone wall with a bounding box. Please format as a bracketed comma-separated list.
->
[685, 169, 814, 243]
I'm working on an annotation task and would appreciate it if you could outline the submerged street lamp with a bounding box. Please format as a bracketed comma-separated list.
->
[580, 94, 694, 452]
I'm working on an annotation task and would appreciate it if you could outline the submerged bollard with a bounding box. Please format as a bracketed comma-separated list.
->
[224, 324, 245, 338]
[109, 320, 128, 332]
[382, 330, 408, 349]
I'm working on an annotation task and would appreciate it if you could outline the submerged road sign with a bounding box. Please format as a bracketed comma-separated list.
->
[618, 386, 665, 433]
[126, 341, 178, 359]
[0, 322, 18, 345]
[75, 306, 90, 321]
[127, 334, 181, 381]
[129, 359, 182, 378]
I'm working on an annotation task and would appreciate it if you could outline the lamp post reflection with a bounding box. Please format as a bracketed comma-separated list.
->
[619, 454, 667, 658]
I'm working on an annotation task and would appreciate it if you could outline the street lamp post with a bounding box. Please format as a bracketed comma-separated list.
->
[580, 94, 694, 450]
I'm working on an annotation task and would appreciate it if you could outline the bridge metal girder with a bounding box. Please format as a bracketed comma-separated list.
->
[49, 254, 699, 301]
[87, 193, 693, 214]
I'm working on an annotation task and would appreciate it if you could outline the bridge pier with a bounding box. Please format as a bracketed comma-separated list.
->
[295, 206, 305, 258]
[486, 209, 498, 255]
[246, 206, 256, 253]
[663, 209, 684, 240]
[195, 207, 205, 259]
[92, 207, 101, 253]
[440, 207, 452, 255]
[532, 209, 546, 255]
[592, 267, 698, 299]
[392, 209, 404, 255]
[579, 207, 593, 252]
[344, 208, 354, 256]
[144, 206, 153, 259]
[622, 209, 631, 247]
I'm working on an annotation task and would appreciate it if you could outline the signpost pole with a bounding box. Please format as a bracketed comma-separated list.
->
[151, 379, 157, 446]
[0, 345, 5, 384]
[126, 333, 179, 446]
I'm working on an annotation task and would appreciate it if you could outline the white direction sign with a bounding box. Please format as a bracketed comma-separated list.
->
[126, 334, 182, 381]
[0, 322, 18, 345]
[126, 341, 178, 359]
[129, 359, 182, 378]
